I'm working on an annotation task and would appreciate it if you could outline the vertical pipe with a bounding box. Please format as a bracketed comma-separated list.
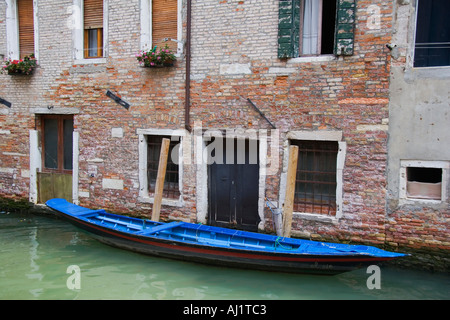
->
[185, 0, 192, 132]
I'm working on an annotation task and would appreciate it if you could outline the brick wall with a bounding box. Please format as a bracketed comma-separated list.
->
[1, 0, 447, 260]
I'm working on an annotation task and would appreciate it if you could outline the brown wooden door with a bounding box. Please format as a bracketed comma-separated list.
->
[38, 115, 74, 203]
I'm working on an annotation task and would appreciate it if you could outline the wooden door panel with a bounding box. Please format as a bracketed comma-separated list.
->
[38, 172, 72, 203]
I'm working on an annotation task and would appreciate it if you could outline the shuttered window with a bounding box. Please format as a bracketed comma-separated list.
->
[84, 0, 104, 58]
[152, 0, 178, 51]
[18, 0, 35, 59]
[278, 0, 355, 58]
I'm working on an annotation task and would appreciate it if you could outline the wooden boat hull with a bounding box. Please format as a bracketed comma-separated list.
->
[46, 199, 407, 275]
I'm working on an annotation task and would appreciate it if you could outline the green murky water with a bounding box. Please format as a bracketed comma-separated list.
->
[0, 212, 448, 300]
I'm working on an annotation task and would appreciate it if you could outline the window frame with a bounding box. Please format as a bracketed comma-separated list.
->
[291, 139, 339, 216]
[140, 0, 183, 55]
[399, 160, 449, 204]
[280, 131, 346, 222]
[84, 28, 103, 59]
[147, 135, 181, 200]
[5, 0, 39, 61]
[72, 0, 108, 63]
[278, 0, 354, 59]
[298, 0, 337, 57]
[40, 115, 74, 174]
[137, 129, 186, 207]
[413, 0, 450, 68]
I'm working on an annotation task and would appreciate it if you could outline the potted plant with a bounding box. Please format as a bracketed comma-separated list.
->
[2, 54, 37, 75]
[136, 45, 176, 68]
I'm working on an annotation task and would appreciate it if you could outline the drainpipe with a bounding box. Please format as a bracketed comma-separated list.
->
[185, 0, 192, 132]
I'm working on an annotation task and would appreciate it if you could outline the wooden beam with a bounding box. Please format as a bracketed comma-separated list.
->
[151, 138, 170, 222]
[283, 145, 298, 238]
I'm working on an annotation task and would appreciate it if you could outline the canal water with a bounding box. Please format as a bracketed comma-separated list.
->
[0, 211, 448, 300]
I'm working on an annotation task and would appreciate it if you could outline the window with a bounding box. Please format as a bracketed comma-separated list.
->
[406, 167, 442, 200]
[6, 0, 38, 60]
[84, 0, 104, 58]
[17, 0, 35, 59]
[147, 135, 180, 199]
[278, 0, 355, 58]
[41, 115, 74, 173]
[291, 140, 338, 215]
[152, 0, 178, 52]
[400, 160, 449, 203]
[414, 0, 450, 68]
[141, 0, 180, 53]
[300, 0, 336, 55]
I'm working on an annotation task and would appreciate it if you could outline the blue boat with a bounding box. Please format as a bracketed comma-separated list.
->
[46, 198, 408, 275]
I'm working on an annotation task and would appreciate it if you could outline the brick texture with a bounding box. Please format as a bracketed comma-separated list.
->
[0, 0, 448, 263]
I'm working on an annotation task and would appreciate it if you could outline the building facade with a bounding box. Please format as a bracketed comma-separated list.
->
[0, 0, 448, 267]
[386, 0, 450, 255]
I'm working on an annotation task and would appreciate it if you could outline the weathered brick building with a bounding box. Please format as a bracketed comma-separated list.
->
[0, 0, 448, 268]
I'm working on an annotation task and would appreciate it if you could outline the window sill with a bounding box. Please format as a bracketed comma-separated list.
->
[293, 211, 338, 225]
[287, 54, 336, 64]
[73, 58, 107, 65]
[405, 65, 450, 80]
[138, 195, 184, 208]
[398, 198, 444, 208]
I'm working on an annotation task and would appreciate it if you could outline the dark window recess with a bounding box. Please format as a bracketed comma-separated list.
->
[407, 167, 442, 184]
[414, 0, 450, 67]
[299, 0, 337, 55]
[147, 135, 180, 199]
[291, 140, 338, 215]
[42, 115, 73, 173]
[320, 0, 337, 54]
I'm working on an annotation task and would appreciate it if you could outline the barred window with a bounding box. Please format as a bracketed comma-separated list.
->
[147, 135, 180, 199]
[291, 140, 338, 215]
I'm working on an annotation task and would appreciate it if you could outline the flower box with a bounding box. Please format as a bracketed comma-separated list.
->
[136, 45, 177, 68]
[2, 54, 37, 75]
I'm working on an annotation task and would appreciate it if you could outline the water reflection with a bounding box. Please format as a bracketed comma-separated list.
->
[0, 212, 448, 300]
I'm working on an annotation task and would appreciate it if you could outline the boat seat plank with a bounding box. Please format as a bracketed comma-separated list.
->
[138, 221, 184, 235]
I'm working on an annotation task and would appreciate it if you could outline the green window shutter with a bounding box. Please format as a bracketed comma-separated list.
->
[334, 0, 356, 56]
[278, 0, 300, 59]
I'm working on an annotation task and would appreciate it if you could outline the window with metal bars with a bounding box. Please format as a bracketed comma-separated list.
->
[147, 135, 180, 199]
[291, 140, 338, 215]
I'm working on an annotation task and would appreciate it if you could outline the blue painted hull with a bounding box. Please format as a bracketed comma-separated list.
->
[46, 199, 408, 275]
